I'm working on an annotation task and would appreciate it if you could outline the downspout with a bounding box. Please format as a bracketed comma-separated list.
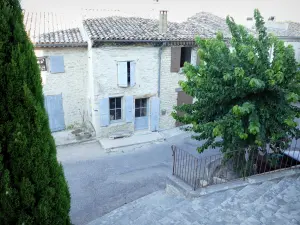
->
[158, 42, 166, 97]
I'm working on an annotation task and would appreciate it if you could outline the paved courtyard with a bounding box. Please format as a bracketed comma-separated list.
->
[57, 133, 219, 225]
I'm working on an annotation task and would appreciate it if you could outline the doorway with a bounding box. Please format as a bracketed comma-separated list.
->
[135, 98, 149, 130]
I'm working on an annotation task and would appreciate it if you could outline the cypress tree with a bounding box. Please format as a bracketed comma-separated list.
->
[0, 1, 71, 224]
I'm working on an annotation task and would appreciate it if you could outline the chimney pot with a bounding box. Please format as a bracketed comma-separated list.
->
[159, 10, 167, 34]
[268, 16, 275, 21]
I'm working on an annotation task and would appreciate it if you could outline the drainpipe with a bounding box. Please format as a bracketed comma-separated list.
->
[158, 42, 166, 97]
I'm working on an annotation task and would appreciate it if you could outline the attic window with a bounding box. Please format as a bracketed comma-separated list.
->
[180, 47, 192, 67]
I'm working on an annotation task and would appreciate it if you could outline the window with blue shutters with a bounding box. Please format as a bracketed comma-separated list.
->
[117, 61, 136, 87]
[109, 97, 122, 121]
[49, 56, 65, 74]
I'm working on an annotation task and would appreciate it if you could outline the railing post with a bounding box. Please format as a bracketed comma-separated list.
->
[193, 158, 199, 191]
[171, 145, 176, 175]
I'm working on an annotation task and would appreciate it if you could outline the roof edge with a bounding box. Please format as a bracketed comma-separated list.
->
[34, 42, 88, 48]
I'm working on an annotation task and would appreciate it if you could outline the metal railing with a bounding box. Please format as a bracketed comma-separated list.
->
[172, 140, 300, 190]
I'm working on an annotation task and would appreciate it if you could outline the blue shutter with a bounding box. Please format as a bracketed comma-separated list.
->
[125, 96, 134, 123]
[150, 97, 160, 131]
[50, 56, 65, 73]
[100, 98, 109, 127]
[117, 62, 128, 87]
[44, 94, 65, 132]
[130, 61, 136, 87]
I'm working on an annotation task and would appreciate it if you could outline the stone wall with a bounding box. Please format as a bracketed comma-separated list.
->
[90, 46, 159, 137]
[159, 47, 197, 130]
[35, 47, 88, 128]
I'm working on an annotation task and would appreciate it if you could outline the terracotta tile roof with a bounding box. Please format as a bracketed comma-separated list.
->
[83, 12, 228, 42]
[181, 12, 231, 38]
[23, 11, 87, 47]
[265, 21, 300, 37]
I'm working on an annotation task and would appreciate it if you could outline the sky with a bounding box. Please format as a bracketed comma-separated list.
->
[21, 0, 300, 24]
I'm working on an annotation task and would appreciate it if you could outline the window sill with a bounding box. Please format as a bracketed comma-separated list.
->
[109, 120, 127, 127]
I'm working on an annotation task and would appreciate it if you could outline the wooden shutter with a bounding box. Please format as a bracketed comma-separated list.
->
[130, 61, 136, 87]
[50, 56, 65, 73]
[171, 47, 181, 72]
[125, 96, 134, 122]
[150, 97, 160, 131]
[117, 62, 128, 87]
[99, 98, 109, 127]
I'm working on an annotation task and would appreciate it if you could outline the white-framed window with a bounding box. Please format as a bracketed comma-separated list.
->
[135, 98, 147, 117]
[117, 61, 136, 87]
[109, 97, 122, 121]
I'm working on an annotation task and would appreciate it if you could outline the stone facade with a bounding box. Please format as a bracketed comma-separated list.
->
[89, 46, 159, 137]
[35, 47, 88, 128]
[159, 47, 197, 130]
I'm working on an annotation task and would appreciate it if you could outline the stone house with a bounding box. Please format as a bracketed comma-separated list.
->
[24, 11, 233, 137]
[32, 11, 300, 138]
[246, 17, 300, 62]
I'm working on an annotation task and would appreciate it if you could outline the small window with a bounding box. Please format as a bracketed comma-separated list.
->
[127, 62, 131, 85]
[117, 61, 136, 87]
[135, 98, 147, 117]
[37, 57, 47, 71]
[180, 47, 192, 67]
[109, 97, 122, 121]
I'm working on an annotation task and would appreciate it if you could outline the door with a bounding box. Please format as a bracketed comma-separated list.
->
[176, 91, 193, 127]
[44, 94, 65, 132]
[135, 98, 148, 130]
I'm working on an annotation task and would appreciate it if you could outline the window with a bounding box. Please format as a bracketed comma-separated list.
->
[109, 97, 122, 121]
[37, 57, 47, 71]
[135, 98, 147, 117]
[171, 47, 192, 72]
[127, 62, 131, 84]
[180, 47, 192, 67]
[117, 61, 136, 87]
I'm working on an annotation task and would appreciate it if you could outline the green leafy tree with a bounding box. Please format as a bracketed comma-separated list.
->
[173, 9, 300, 175]
[0, 1, 71, 224]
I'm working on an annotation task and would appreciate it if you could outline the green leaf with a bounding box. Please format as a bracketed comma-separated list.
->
[239, 133, 248, 140]
[249, 78, 265, 89]
[213, 125, 222, 137]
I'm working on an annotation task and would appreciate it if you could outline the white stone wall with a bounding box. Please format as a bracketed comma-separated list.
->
[159, 47, 197, 130]
[91, 46, 159, 137]
[35, 47, 88, 128]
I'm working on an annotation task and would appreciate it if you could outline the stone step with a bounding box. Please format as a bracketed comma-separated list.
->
[201, 181, 276, 224]
[237, 176, 294, 220]
[131, 189, 240, 225]
[243, 175, 300, 224]
[240, 216, 261, 225]
[87, 190, 185, 225]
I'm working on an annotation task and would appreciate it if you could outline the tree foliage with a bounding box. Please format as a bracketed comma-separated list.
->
[0, 1, 71, 224]
[173, 9, 300, 173]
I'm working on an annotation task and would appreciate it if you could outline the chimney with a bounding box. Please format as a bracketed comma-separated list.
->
[159, 10, 167, 34]
[268, 16, 275, 21]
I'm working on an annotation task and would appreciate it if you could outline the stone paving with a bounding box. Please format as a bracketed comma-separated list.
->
[87, 174, 300, 225]
[58, 132, 220, 225]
